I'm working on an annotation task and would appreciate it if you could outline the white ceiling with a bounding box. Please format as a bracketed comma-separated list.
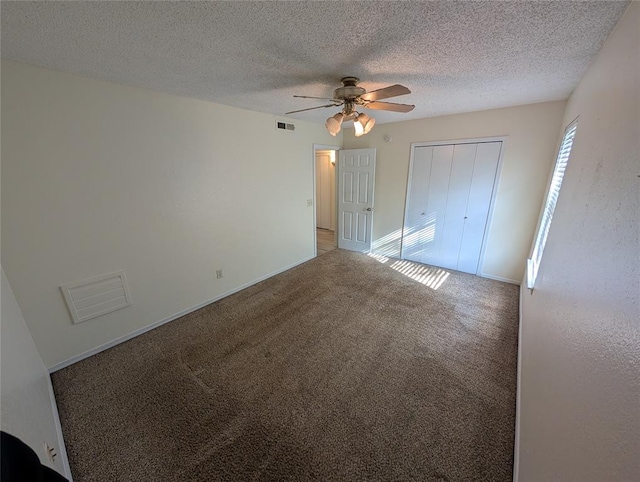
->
[1, 1, 629, 125]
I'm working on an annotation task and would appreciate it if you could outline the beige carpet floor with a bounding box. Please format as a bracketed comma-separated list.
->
[52, 249, 519, 481]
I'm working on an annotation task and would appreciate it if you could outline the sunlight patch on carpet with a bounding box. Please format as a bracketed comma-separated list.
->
[368, 253, 390, 264]
[367, 253, 450, 289]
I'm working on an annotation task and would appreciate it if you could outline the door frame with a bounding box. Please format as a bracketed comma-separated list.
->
[400, 136, 508, 276]
[312, 144, 340, 257]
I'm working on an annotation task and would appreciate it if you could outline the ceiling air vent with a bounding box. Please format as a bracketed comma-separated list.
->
[276, 121, 295, 131]
[61, 270, 132, 324]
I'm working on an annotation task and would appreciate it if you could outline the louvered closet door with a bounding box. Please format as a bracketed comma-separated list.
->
[402, 141, 501, 274]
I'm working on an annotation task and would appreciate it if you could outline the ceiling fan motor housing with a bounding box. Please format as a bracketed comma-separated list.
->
[334, 76, 366, 100]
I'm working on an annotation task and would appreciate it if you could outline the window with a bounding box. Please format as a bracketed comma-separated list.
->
[527, 119, 578, 289]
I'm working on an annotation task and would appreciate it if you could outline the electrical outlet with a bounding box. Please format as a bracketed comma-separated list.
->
[44, 443, 57, 463]
[307, 199, 313, 207]
[216, 269, 223, 279]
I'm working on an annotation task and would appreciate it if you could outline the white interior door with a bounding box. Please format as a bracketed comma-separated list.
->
[338, 148, 376, 252]
[402, 141, 501, 273]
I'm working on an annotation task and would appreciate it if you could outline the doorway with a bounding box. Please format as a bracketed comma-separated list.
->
[313, 145, 339, 256]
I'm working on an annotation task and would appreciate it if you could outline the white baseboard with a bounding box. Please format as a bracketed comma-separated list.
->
[48, 255, 315, 373]
[46, 373, 73, 481]
[479, 272, 521, 285]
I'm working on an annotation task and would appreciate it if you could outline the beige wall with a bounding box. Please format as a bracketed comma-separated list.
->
[1, 60, 338, 368]
[343, 101, 566, 283]
[1, 268, 70, 478]
[517, 3, 639, 480]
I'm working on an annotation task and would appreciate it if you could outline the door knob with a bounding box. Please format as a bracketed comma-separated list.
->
[366, 207, 373, 212]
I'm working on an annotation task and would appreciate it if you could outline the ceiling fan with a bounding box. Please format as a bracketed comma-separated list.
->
[285, 77, 414, 137]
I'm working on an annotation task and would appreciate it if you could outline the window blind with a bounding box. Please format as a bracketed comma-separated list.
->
[527, 120, 578, 289]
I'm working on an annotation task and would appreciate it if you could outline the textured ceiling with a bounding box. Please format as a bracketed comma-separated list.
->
[1, 1, 629, 124]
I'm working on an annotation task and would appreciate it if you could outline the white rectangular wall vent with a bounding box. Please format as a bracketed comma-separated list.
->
[61, 270, 132, 324]
[276, 121, 295, 131]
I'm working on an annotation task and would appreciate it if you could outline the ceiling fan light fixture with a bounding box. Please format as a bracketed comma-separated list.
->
[354, 112, 375, 137]
[354, 119, 365, 137]
[357, 113, 376, 135]
[325, 112, 344, 136]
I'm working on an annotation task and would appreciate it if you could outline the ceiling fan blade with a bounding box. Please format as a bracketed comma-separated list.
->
[285, 104, 341, 115]
[293, 95, 339, 102]
[360, 84, 411, 101]
[363, 101, 415, 113]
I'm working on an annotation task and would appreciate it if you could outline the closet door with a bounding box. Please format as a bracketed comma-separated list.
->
[421, 145, 455, 267]
[438, 144, 476, 270]
[456, 142, 501, 273]
[402, 141, 501, 274]
[403, 146, 433, 263]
